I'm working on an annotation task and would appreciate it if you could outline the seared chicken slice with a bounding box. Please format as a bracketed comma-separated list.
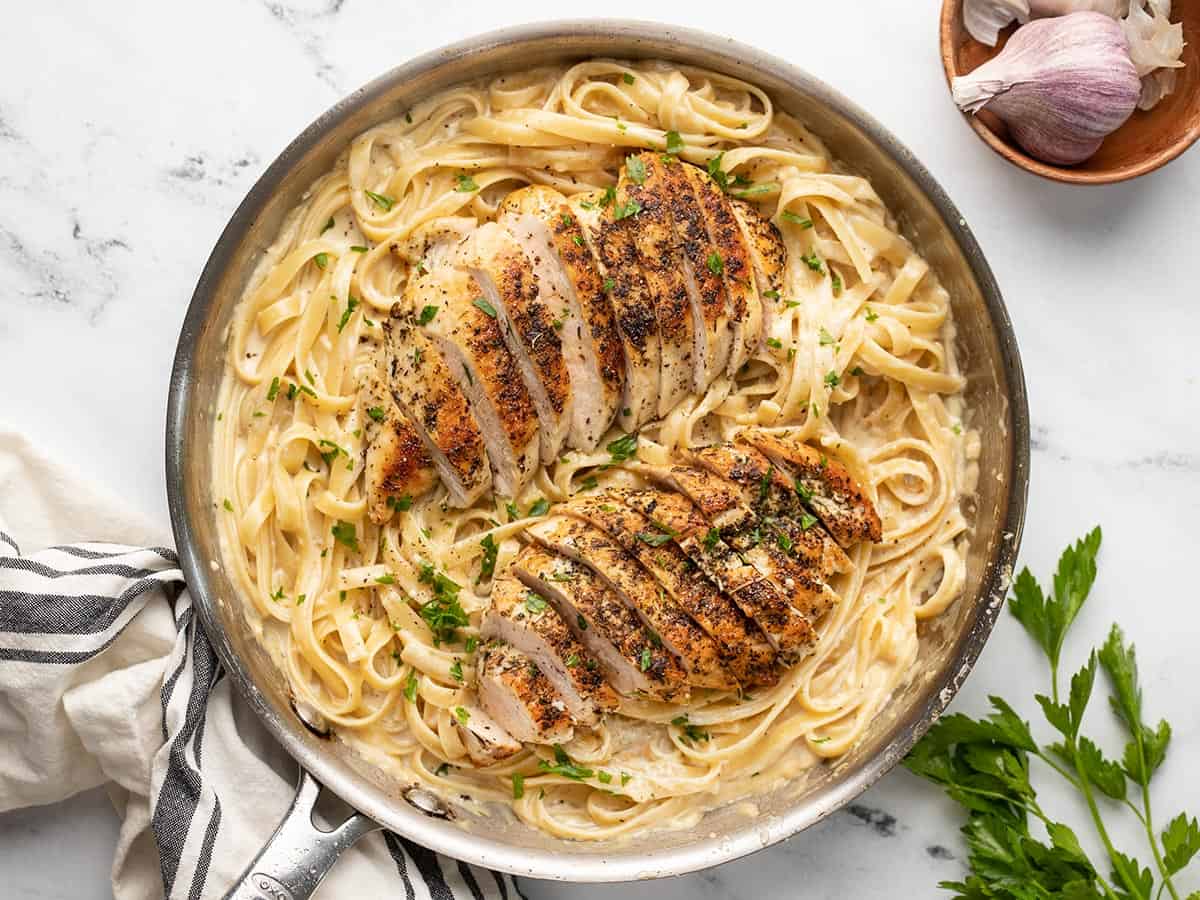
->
[680, 163, 763, 372]
[501, 186, 624, 449]
[562, 494, 777, 686]
[409, 267, 540, 497]
[482, 570, 619, 727]
[618, 153, 695, 416]
[527, 516, 736, 691]
[624, 486, 814, 662]
[476, 640, 574, 745]
[388, 216, 476, 272]
[513, 545, 689, 702]
[685, 442, 851, 577]
[383, 313, 491, 507]
[452, 698, 524, 766]
[730, 198, 787, 332]
[680, 445, 846, 623]
[360, 349, 438, 524]
[462, 223, 571, 460]
[568, 190, 660, 430]
[737, 429, 883, 547]
[662, 159, 734, 385]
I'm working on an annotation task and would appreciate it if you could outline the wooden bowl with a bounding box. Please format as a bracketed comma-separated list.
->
[940, 0, 1200, 183]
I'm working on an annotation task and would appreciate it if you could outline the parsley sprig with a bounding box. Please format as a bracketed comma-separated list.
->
[905, 528, 1198, 900]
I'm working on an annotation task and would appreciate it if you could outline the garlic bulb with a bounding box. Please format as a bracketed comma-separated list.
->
[964, 0, 1128, 45]
[1138, 66, 1177, 110]
[952, 13, 1142, 164]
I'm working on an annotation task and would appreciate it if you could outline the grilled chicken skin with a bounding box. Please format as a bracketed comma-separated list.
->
[452, 698, 524, 766]
[483, 570, 619, 727]
[729, 197, 787, 332]
[625, 483, 816, 661]
[476, 640, 575, 744]
[568, 190, 661, 430]
[562, 494, 778, 686]
[737, 429, 883, 547]
[500, 187, 624, 449]
[618, 153, 696, 417]
[527, 515, 736, 691]
[513, 544, 690, 702]
[408, 266, 540, 498]
[360, 349, 437, 524]
[383, 312, 491, 507]
[462, 223, 572, 460]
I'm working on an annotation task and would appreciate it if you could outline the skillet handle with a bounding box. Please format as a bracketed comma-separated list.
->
[223, 768, 381, 900]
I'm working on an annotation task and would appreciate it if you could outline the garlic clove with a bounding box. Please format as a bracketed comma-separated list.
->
[1026, 0, 1130, 21]
[1122, 0, 1186, 77]
[965, 0, 1032, 46]
[951, 12, 1143, 165]
[1138, 65, 1177, 110]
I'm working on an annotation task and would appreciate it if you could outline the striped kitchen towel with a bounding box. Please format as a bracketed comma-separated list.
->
[0, 431, 521, 900]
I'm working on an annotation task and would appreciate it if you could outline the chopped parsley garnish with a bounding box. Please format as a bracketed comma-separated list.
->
[850, 366, 865, 377]
[528, 497, 551, 518]
[350, 245, 368, 253]
[799, 512, 819, 531]
[801, 252, 825, 274]
[403, 672, 418, 702]
[759, 466, 774, 504]
[561, 213, 573, 227]
[636, 531, 672, 547]
[375, 574, 396, 585]
[449, 659, 463, 682]
[597, 770, 612, 784]
[865, 307, 879, 322]
[317, 439, 346, 465]
[785, 299, 802, 309]
[706, 252, 724, 275]
[313, 252, 328, 269]
[336, 295, 360, 333]
[539, 745, 593, 781]
[612, 199, 642, 221]
[579, 475, 599, 491]
[454, 173, 479, 192]
[367, 405, 386, 422]
[435, 762, 451, 776]
[454, 706, 469, 724]
[547, 572, 575, 582]
[296, 594, 306, 606]
[703, 528, 721, 550]
[565, 652, 580, 667]
[620, 772, 632, 786]
[364, 190, 394, 211]
[418, 562, 469, 644]
[625, 155, 647, 185]
[287, 383, 299, 400]
[577, 614, 588, 631]
[818, 327, 837, 346]
[831, 271, 843, 296]
[765, 337, 783, 349]
[795, 479, 814, 502]
[606, 432, 639, 465]
[733, 182, 778, 198]
[511, 773, 525, 799]
[321, 217, 335, 234]
[478, 533, 498, 582]
[639, 647, 653, 671]
[505, 501, 520, 522]
[777, 531, 794, 552]
[386, 494, 413, 511]
[602, 277, 615, 292]
[600, 185, 617, 208]
[665, 130, 684, 155]
[762, 289, 781, 300]
[524, 592, 549, 614]
[825, 370, 841, 389]
[671, 714, 710, 745]
[780, 210, 813, 228]
[953, 423, 963, 435]
[465, 636, 478, 653]
[417, 305, 438, 325]
[614, 117, 627, 133]
[706, 152, 728, 190]
[266, 377, 280, 401]
[622, 72, 635, 85]
[572, 234, 584, 248]
[332, 520, 359, 552]
[223, 498, 234, 512]
[472, 297, 497, 317]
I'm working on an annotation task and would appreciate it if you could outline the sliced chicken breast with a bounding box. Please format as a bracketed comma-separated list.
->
[360, 348, 437, 524]
[660, 158, 734, 386]
[624, 486, 815, 662]
[617, 153, 695, 416]
[482, 570, 619, 727]
[462, 223, 571, 460]
[737, 429, 884, 547]
[562, 494, 777, 686]
[387, 216, 476, 272]
[680, 163, 763, 372]
[730, 198, 787, 332]
[513, 545, 689, 702]
[500, 186, 624, 449]
[526, 515, 736, 691]
[568, 190, 660, 430]
[452, 699, 524, 766]
[409, 267, 540, 498]
[476, 640, 574, 745]
[383, 312, 491, 507]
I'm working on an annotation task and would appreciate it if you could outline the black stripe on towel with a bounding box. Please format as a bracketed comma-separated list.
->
[383, 832, 418, 900]
[0, 574, 169, 635]
[458, 860, 485, 900]
[0, 531, 19, 555]
[0, 557, 156, 580]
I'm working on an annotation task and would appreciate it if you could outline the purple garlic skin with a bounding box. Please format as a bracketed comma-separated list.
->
[952, 12, 1142, 165]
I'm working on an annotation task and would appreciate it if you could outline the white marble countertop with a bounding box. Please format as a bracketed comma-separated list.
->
[3, 1, 1199, 897]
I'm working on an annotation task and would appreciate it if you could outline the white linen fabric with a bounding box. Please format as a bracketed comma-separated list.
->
[0, 430, 523, 900]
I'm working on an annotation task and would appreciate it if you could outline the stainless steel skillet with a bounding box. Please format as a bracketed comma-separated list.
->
[165, 19, 1029, 898]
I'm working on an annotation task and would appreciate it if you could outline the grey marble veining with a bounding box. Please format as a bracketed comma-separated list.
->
[2, 1, 1199, 898]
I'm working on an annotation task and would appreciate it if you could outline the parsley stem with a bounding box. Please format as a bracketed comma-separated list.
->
[1139, 778, 1180, 900]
